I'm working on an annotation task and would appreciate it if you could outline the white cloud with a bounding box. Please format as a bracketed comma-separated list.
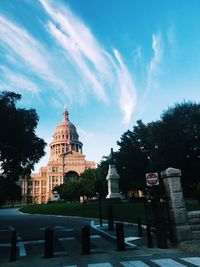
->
[113, 49, 137, 125]
[0, 65, 40, 94]
[0, 1, 138, 125]
[0, 15, 68, 94]
[78, 128, 95, 138]
[0, 16, 51, 79]
[39, 0, 112, 102]
[40, 0, 138, 123]
[145, 33, 163, 97]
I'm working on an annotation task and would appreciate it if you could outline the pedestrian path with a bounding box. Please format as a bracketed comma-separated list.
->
[63, 257, 200, 267]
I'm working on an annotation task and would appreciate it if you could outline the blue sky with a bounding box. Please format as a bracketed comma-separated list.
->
[1, 0, 200, 171]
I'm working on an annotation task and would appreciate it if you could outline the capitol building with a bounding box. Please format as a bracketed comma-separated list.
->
[19, 108, 96, 204]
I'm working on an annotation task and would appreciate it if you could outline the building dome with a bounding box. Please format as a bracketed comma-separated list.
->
[49, 108, 83, 161]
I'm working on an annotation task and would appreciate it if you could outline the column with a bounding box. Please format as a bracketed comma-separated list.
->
[161, 167, 192, 242]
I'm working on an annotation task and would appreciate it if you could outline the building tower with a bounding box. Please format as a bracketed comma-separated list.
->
[20, 108, 96, 204]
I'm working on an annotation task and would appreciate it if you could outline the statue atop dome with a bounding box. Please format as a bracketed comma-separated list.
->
[62, 106, 69, 123]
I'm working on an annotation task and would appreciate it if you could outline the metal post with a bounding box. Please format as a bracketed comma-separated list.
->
[108, 205, 114, 231]
[98, 193, 103, 227]
[44, 228, 54, 258]
[116, 222, 125, 251]
[155, 202, 168, 249]
[81, 226, 90, 255]
[10, 230, 17, 261]
[146, 224, 153, 248]
[156, 225, 168, 249]
[138, 217, 142, 236]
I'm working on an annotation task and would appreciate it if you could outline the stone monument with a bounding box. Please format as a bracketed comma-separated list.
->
[106, 148, 123, 199]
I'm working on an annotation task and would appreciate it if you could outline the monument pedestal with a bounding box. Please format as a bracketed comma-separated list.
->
[106, 164, 123, 199]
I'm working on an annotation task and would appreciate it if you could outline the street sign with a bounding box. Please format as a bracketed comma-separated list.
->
[146, 172, 159, 186]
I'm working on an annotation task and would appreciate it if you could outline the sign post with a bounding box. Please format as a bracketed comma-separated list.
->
[146, 172, 159, 187]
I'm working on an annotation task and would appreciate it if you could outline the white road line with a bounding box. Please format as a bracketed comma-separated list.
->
[151, 259, 187, 267]
[8, 226, 15, 231]
[88, 263, 113, 267]
[18, 242, 26, 257]
[22, 240, 44, 245]
[63, 265, 77, 267]
[125, 237, 140, 241]
[0, 243, 10, 247]
[91, 221, 138, 247]
[181, 257, 200, 266]
[59, 237, 76, 241]
[90, 235, 101, 239]
[54, 226, 74, 232]
[121, 260, 149, 267]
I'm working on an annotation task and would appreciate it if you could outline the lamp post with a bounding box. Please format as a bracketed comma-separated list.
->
[95, 181, 103, 227]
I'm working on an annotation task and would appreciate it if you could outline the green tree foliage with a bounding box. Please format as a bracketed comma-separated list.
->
[0, 91, 46, 181]
[55, 167, 108, 201]
[0, 176, 22, 206]
[57, 180, 80, 202]
[156, 102, 200, 194]
[116, 101, 200, 196]
[79, 168, 96, 198]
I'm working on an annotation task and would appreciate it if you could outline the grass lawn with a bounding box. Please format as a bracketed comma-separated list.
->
[20, 202, 146, 224]
[19, 200, 200, 225]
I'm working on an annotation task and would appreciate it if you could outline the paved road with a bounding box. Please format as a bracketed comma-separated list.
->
[0, 208, 200, 267]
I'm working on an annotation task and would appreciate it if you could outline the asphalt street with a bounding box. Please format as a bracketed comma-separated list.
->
[0, 208, 200, 267]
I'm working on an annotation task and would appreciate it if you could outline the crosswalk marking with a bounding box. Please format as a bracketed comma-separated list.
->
[151, 259, 187, 267]
[181, 257, 200, 266]
[121, 260, 149, 267]
[88, 263, 113, 267]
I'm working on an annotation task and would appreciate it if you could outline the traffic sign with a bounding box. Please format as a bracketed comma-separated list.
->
[146, 172, 159, 186]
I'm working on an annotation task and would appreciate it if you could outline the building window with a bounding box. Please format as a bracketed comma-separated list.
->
[34, 181, 39, 186]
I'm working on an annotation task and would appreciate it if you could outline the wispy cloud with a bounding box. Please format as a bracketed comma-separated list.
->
[113, 49, 137, 125]
[0, 65, 40, 94]
[39, 0, 113, 102]
[0, 0, 138, 124]
[40, 0, 137, 124]
[0, 16, 53, 80]
[145, 33, 163, 97]
[78, 128, 95, 138]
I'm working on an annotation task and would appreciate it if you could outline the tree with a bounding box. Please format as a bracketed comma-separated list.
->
[0, 91, 46, 181]
[116, 101, 200, 196]
[155, 102, 200, 194]
[116, 120, 151, 195]
[0, 176, 22, 206]
[55, 180, 80, 202]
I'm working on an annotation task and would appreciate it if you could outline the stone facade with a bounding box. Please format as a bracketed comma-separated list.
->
[19, 108, 95, 204]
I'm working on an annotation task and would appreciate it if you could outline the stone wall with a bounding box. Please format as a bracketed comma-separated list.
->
[161, 167, 192, 243]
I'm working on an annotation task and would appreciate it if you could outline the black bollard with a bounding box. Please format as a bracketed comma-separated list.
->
[146, 224, 153, 248]
[10, 230, 17, 261]
[137, 217, 142, 237]
[156, 226, 168, 249]
[116, 222, 125, 251]
[44, 227, 54, 258]
[81, 226, 90, 255]
[108, 205, 114, 231]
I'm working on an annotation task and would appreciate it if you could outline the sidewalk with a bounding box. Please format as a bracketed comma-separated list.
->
[91, 219, 200, 255]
